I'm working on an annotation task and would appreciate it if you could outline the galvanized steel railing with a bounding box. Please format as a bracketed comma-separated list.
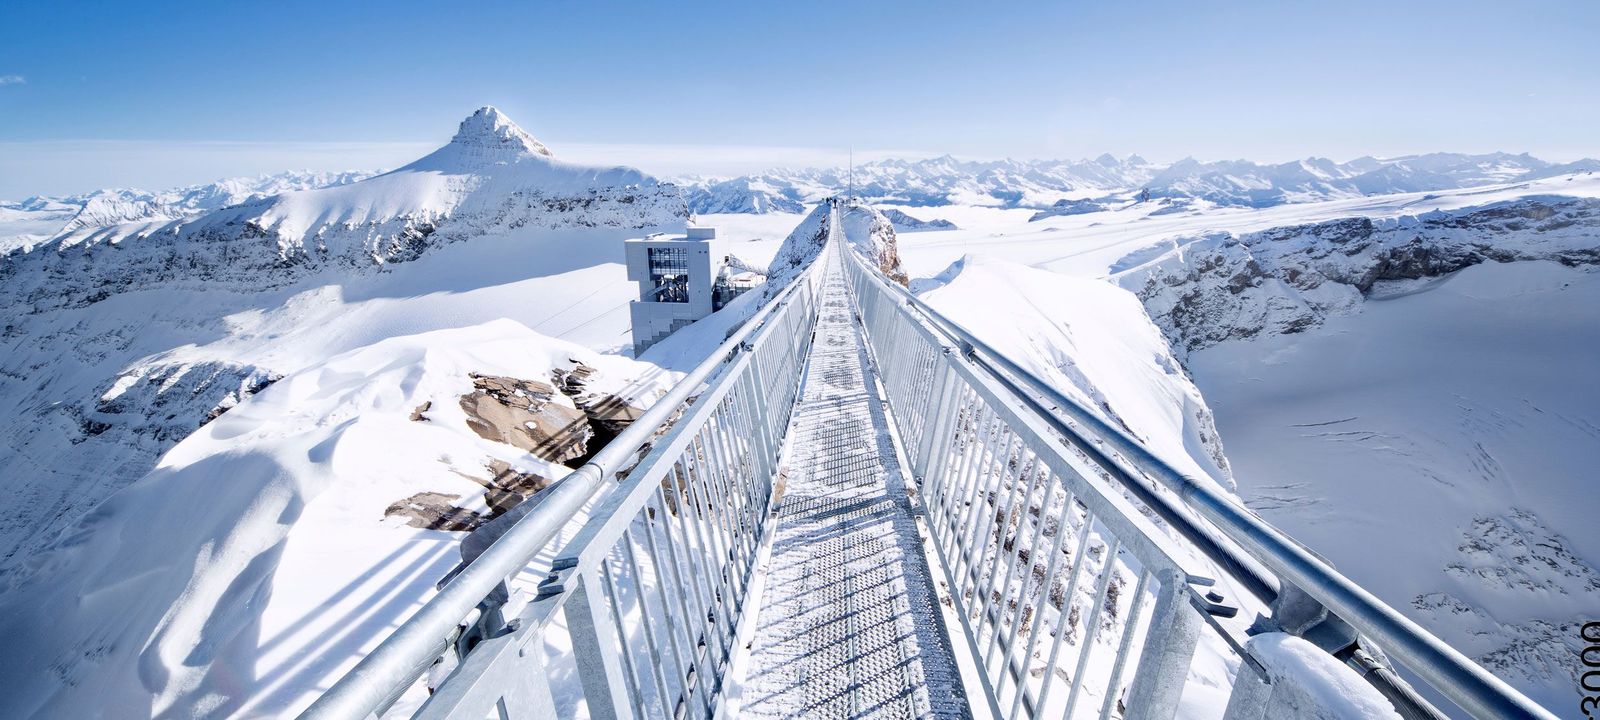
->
[301, 244, 826, 720]
[843, 244, 1214, 720]
[301, 199, 1555, 720]
[838, 227, 1557, 720]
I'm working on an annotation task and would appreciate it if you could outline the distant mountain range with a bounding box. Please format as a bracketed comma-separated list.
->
[0, 170, 376, 253]
[680, 152, 1600, 214]
[6, 143, 1593, 252]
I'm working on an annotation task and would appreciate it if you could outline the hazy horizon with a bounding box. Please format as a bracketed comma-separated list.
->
[3, 0, 1597, 197]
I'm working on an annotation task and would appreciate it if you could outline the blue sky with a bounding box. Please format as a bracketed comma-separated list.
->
[1, 0, 1596, 197]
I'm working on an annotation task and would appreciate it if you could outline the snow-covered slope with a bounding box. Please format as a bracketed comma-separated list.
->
[1187, 260, 1600, 711]
[889, 176, 1600, 713]
[914, 255, 1234, 491]
[0, 107, 689, 580]
[0, 320, 671, 718]
[681, 152, 1599, 213]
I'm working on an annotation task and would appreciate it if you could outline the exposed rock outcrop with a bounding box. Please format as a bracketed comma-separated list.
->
[1114, 196, 1600, 355]
[459, 373, 593, 464]
[384, 491, 486, 532]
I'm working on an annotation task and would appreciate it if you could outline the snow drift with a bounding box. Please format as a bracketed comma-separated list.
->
[0, 320, 671, 719]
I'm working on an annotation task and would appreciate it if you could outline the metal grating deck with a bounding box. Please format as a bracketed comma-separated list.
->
[739, 267, 970, 719]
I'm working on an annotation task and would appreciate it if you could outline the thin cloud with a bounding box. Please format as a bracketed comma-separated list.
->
[0, 75, 25, 86]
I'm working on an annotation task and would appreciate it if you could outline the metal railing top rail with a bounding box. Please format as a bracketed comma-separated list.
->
[837, 240, 1556, 720]
[300, 247, 828, 720]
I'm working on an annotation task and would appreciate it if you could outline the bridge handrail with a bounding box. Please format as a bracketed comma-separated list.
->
[837, 238, 1555, 720]
[300, 242, 829, 719]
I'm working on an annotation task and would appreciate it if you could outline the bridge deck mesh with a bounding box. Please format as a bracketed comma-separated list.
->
[740, 268, 969, 719]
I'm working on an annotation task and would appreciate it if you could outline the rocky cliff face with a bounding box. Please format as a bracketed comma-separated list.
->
[1113, 196, 1600, 356]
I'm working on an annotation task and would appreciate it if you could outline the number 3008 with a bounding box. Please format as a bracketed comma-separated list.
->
[1583, 621, 1600, 717]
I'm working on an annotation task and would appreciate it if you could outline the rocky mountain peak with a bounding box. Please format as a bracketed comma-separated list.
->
[449, 106, 552, 157]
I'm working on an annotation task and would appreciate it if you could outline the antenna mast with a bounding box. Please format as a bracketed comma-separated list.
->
[848, 146, 854, 202]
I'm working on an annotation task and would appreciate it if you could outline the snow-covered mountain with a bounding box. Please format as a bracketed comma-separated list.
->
[682, 151, 1599, 213]
[881, 208, 958, 232]
[0, 170, 376, 254]
[0, 106, 689, 584]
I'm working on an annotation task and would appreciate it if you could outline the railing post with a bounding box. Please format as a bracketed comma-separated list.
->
[1220, 660, 1272, 720]
[1122, 569, 1203, 720]
[564, 568, 637, 720]
[499, 647, 560, 720]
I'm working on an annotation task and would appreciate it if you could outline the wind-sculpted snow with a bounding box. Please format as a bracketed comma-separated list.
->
[1113, 195, 1600, 355]
[681, 151, 1599, 214]
[0, 320, 670, 719]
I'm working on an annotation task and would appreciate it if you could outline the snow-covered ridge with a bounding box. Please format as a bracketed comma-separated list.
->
[1113, 194, 1600, 354]
[681, 151, 1600, 214]
[0, 169, 376, 253]
[914, 254, 1234, 491]
[0, 107, 688, 312]
[768, 200, 905, 286]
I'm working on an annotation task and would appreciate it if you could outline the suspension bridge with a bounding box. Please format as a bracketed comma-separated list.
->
[300, 202, 1557, 720]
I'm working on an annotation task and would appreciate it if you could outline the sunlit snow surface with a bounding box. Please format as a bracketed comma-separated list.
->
[891, 172, 1600, 713]
[0, 159, 1593, 717]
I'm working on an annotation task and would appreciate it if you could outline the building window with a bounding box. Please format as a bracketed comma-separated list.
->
[648, 246, 690, 303]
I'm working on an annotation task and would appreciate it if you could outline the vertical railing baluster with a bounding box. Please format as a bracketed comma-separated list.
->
[1006, 483, 1080, 720]
[1031, 510, 1096, 718]
[1063, 537, 1123, 719]
[655, 480, 719, 718]
[565, 565, 638, 720]
[947, 406, 1001, 586]
[994, 468, 1062, 712]
[619, 527, 675, 720]
[1098, 569, 1152, 720]
[498, 647, 559, 720]
[982, 448, 1046, 669]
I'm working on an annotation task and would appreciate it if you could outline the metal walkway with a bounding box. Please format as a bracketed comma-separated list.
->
[739, 263, 968, 719]
[305, 201, 1559, 720]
